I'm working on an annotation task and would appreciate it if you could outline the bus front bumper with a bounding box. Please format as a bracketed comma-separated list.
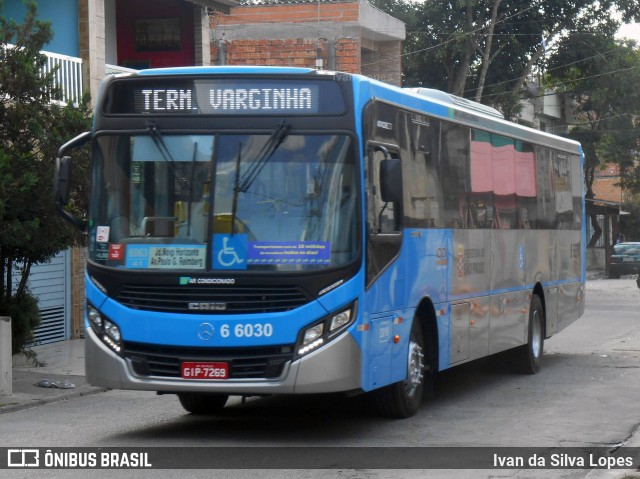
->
[84, 327, 362, 395]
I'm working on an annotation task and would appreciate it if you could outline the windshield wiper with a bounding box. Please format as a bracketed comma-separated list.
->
[229, 121, 290, 235]
[186, 141, 198, 237]
[238, 121, 290, 193]
[147, 122, 177, 173]
[146, 122, 193, 234]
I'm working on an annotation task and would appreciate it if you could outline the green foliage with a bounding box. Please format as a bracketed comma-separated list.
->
[0, 291, 41, 356]
[547, 35, 640, 197]
[0, 1, 92, 351]
[377, 0, 640, 117]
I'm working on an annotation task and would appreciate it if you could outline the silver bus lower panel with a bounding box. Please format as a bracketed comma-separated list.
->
[446, 280, 583, 368]
[85, 327, 362, 395]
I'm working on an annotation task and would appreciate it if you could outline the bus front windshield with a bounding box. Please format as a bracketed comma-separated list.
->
[89, 132, 359, 273]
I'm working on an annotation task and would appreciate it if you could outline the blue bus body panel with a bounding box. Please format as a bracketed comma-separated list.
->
[314, 272, 365, 315]
[87, 271, 368, 348]
[579, 145, 588, 287]
[349, 73, 584, 390]
[136, 66, 317, 76]
[358, 229, 454, 391]
[352, 76, 451, 120]
[88, 283, 323, 347]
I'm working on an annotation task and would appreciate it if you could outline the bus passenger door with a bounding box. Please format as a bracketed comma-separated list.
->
[365, 144, 403, 285]
[363, 143, 405, 388]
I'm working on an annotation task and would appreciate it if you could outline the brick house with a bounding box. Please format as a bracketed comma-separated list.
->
[210, 0, 405, 86]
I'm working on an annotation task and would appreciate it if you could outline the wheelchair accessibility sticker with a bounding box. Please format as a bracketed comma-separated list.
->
[213, 234, 248, 270]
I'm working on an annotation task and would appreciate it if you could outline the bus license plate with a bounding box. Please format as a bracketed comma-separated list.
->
[181, 362, 229, 380]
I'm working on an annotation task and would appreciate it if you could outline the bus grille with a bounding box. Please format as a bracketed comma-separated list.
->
[116, 284, 310, 314]
[123, 342, 294, 379]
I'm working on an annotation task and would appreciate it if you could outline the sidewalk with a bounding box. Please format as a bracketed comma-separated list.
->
[0, 339, 106, 414]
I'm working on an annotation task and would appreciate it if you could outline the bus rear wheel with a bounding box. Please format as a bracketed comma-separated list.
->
[372, 320, 426, 418]
[516, 294, 544, 374]
[177, 393, 229, 414]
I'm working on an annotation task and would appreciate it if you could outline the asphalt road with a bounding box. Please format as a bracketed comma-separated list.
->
[1, 277, 639, 479]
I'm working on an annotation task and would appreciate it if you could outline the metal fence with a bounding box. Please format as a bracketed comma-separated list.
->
[41, 49, 84, 106]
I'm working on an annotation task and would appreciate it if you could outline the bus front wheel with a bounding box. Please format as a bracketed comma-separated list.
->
[372, 319, 426, 418]
[177, 393, 229, 414]
[516, 294, 544, 374]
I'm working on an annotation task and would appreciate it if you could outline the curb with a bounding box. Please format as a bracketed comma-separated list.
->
[0, 368, 108, 415]
[0, 386, 108, 415]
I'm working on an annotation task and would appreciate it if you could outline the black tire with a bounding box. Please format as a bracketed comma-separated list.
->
[516, 294, 544, 374]
[371, 320, 426, 418]
[177, 393, 229, 414]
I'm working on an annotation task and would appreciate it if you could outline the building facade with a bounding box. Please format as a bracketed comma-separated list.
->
[211, 0, 405, 86]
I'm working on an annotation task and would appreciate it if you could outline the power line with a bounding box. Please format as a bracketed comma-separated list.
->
[479, 63, 640, 102]
[362, 2, 540, 67]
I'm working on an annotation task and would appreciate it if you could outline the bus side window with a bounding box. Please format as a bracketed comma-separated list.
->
[407, 116, 441, 228]
[535, 146, 556, 229]
[553, 153, 574, 229]
[440, 123, 470, 228]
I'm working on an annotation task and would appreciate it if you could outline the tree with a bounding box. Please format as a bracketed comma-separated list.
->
[546, 35, 640, 246]
[376, 0, 640, 117]
[0, 1, 92, 353]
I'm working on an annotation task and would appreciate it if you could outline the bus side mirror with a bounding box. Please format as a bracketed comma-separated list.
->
[53, 131, 91, 231]
[54, 156, 71, 207]
[379, 158, 402, 204]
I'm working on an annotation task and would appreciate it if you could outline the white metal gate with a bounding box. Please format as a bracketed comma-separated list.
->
[27, 250, 70, 344]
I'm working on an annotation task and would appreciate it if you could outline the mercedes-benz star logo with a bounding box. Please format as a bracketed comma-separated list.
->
[197, 322, 215, 341]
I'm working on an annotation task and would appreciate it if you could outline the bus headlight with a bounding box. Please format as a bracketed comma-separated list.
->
[330, 310, 351, 331]
[87, 304, 122, 354]
[295, 302, 356, 359]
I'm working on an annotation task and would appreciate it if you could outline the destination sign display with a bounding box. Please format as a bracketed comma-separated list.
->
[105, 78, 346, 116]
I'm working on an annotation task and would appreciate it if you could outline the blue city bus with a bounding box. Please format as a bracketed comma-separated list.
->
[54, 66, 585, 418]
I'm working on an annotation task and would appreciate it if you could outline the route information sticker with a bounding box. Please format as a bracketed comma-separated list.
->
[125, 245, 206, 269]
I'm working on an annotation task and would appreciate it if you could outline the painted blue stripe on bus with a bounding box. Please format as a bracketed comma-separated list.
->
[98, 297, 329, 347]
[352, 75, 451, 120]
[539, 279, 583, 289]
[85, 274, 108, 309]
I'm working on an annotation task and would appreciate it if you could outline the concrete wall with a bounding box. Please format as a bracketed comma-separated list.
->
[79, 0, 105, 103]
[2, 0, 80, 57]
[361, 40, 402, 86]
